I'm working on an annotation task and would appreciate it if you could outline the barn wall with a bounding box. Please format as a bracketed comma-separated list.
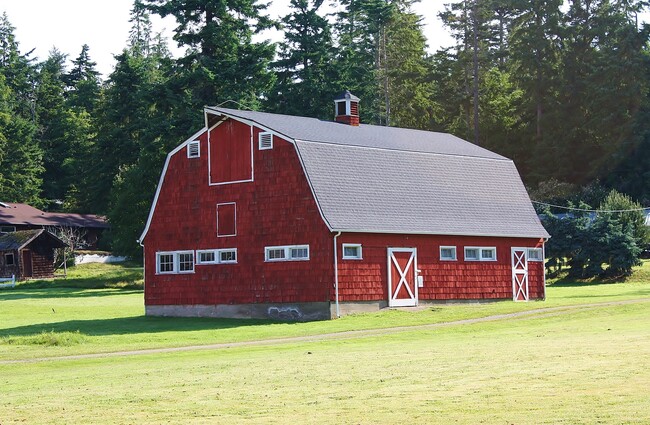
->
[143, 119, 333, 314]
[337, 233, 545, 302]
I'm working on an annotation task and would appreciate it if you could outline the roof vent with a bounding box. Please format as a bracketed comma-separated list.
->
[334, 90, 360, 126]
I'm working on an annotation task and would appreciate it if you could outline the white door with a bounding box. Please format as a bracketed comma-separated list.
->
[387, 248, 418, 307]
[511, 248, 529, 301]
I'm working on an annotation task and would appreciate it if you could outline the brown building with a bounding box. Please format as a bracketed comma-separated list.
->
[0, 202, 108, 249]
[0, 230, 67, 280]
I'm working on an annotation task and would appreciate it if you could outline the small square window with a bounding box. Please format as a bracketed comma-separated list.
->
[259, 132, 273, 150]
[198, 251, 216, 264]
[342, 244, 362, 260]
[440, 246, 457, 261]
[481, 248, 495, 260]
[219, 249, 237, 263]
[266, 248, 286, 261]
[528, 248, 543, 261]
[5, 253, 15, 266]
[464, 248, 479, 261]
[187, 140, 200, 158]
[290, 246, 309, 260]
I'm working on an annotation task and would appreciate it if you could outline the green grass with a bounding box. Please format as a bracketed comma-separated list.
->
[1, 262, 650, 423]
[15, 261, 144, 290]
[1, 261, 650, 361]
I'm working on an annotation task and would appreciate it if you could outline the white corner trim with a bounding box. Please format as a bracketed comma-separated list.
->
[138, 127, 208, 243]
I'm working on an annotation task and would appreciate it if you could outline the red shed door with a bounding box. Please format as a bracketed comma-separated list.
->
[387, 248, 418, 307]
[512, 248, 529, 301]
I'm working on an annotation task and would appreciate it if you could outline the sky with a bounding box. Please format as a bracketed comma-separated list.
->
[0, 0, 454, 78]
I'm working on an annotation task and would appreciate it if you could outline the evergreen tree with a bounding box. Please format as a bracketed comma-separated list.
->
[0, 13, 43, 205]
[381, 1, 435, 129]
[141, 0, 276, 109]
[267, 0, 336, 119]
[333, 0, 394, 124]
[64, 44, 101, 112]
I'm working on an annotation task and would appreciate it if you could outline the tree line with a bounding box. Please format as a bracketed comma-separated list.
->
[0, 0, 649, 260]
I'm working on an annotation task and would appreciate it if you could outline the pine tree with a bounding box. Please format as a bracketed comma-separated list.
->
[140, 0, 276, 109]
[267, 0, 336, 119]
[381, 0, 435, 129]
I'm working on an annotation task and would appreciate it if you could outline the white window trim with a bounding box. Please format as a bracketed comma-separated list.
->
[197, 248, 238, 265]
[464, 246, 497, 262]
[176, 250, 195, 273]
[0, 225, 16, 233]
[197, 250, 218, 265]
[218, 248, 238, 264]
[216, 202, 237, 237]
[439, 246, 457, 261]
[528, 248, 543, 261]
[342, 243, 363, 260]
[258, 131, 273, 150]
[156, 250, 195, 274]
[187, 140, 200, 158]
[156, 251, 177, 274]
[265, 245, 310, 262]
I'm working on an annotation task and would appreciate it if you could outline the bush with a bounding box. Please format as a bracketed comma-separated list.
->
[542, 190, 645, 279]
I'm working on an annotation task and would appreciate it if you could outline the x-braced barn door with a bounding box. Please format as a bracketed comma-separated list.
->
[387, 248, 418, 307]
[511, 248, 529, 301]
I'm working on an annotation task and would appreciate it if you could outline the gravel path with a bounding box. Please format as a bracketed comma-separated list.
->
[3, 298, 649, 365]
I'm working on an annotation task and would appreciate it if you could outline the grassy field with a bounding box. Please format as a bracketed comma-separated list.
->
[1, 262, 650, 423]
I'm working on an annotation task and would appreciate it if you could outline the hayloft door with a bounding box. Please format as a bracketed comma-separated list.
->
[387, 248, 418, 307]
[511, 248, 529, 301]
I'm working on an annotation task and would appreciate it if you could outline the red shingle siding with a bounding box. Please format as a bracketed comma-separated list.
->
[144, 119, 333, 306]
[337, 234, 544, 302]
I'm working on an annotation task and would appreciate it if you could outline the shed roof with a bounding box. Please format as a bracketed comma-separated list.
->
[0, 229, 66, 251]
[0, 203, 109, 229]
[205, 107, 548, 239]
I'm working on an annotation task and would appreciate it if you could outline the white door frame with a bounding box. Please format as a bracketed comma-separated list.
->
[511, 247, 529, 301]
[387, 247, 418, 307]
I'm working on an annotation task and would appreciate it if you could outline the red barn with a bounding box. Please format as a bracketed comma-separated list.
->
[139, 92, 549, 320]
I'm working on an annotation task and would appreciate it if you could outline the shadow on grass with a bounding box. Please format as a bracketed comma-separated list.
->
[0, 288, 142, 301]
[0, 315, 276, 338]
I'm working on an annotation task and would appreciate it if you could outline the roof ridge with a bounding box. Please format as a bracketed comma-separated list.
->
[294, 138, 511, 162]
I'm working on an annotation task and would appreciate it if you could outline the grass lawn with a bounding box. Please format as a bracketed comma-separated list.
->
[1, 262, 650, 423]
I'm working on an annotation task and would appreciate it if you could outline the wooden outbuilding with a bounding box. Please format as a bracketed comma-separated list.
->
[0, 229, 67, 280]
[139, 92, 549, 320]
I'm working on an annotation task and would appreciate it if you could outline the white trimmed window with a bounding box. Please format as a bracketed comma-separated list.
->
[187, 140, 200, 158]
[0, 225, 16, 233]
[528, 248, 543, 261]
[464, 247, 497, 261]
[259, 132, 273, 150]
[265, 245, 310, 262]
[156, 251, 195, 274]
[219, 249, 237, 264]
[156, 252, 176, 274]
[197, 249, 238, 265]
[342, 243, 362, 260]
[439, 246, 457, 261]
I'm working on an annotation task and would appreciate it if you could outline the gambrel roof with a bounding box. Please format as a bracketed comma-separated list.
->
[140, 107, 549, 242]
[205, 107, 549, 239]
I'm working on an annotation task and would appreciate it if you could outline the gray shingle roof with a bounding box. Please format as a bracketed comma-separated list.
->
[207, 107, 549, 238]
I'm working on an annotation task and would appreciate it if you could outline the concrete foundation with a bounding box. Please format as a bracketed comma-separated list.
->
[146, 302, 332, 321]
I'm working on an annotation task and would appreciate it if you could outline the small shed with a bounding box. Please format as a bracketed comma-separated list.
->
[0, 230, 67, 280]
